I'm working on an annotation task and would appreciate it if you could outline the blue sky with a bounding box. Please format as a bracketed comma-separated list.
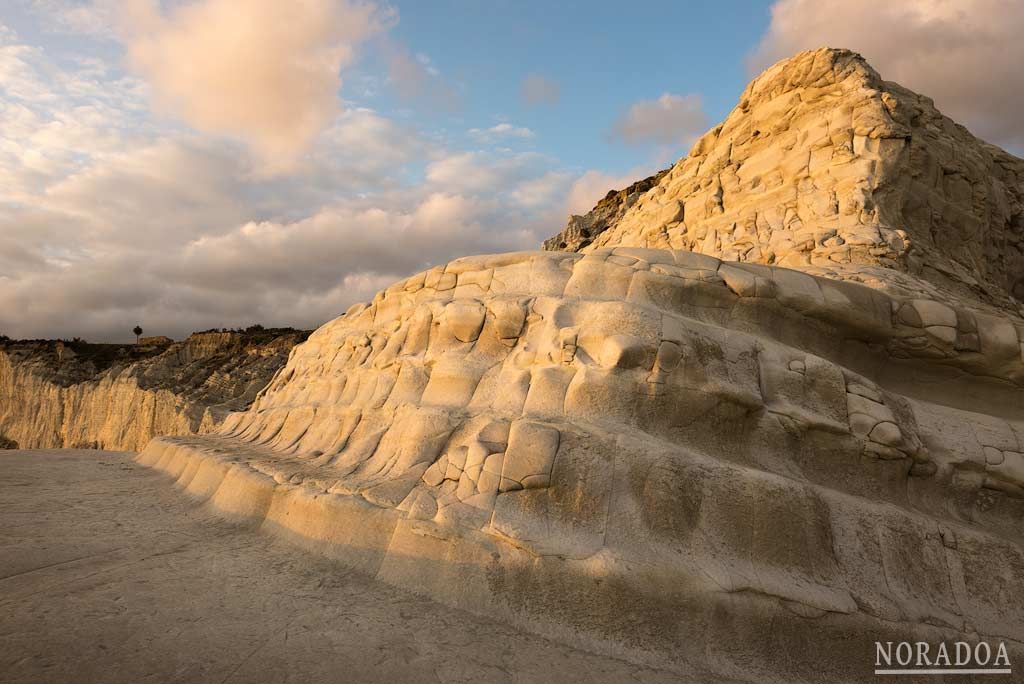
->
[1, 0, 1021, 341]
[368, 0, 774, 173]
[4, 0, 778, 183]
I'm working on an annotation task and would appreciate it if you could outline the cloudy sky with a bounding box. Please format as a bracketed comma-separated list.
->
[1, 0, 1021, 342]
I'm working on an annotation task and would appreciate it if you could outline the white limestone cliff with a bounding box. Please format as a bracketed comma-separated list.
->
[547, 48, 1024, 315]
[131, 48, 1024, 681]
[0, 330, 307, 451]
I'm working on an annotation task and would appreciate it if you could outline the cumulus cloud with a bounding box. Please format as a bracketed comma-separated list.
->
[42, 137, 252, 247]
[0, 25, 152, 201]
[751, 0, 1024, 149]
[521, 73, 560, 106]
[0, 31, 567, 342]
[0, 183, 545, 341]
[170, 193, 517, 294]
[0, 145, 557, 341]
[118, 0, 387, 168]
[510, 170, 575, 210]
[305, 108, 431, 185]
[0, 16, 592, 342]
[564, 167, 660, 216]
[425, 151, 552, 195]
[611, 93, 708, 147]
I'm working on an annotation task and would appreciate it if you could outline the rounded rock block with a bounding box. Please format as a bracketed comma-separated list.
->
[910, 299, 957, 328]
[523, 366, 576, 417]
[595, 334, 650, 370]
[487, 298, 529, 344]
[209, 464, 277, 521]
[646, 340, 684, 394]
[868, 421, 902, 447]
[988, 451, 1024, 487]
[398, 488, 438, 520]
[444, 301, 486, 343]
[498, 420, 561, 491]
[419, 355, 491, 408]
[563, 255, 634, 300]
[453, 269, 493, 298]
[719, 263, 758, 297]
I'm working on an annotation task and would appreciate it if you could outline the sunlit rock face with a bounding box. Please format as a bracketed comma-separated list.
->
[141, 248, 1024, 680]
[138, 47, 1024, 681]
[0, 330, 307, 451]
[542, 168, 670, 253]
[546, 48, 1024, 314]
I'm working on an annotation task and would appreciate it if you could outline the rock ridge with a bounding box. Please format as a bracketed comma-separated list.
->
[542, 168, 670, 252]
[139, 249, 1024, 682]
[125, 48, 1024, 682]
[544, 48, 1024, 314]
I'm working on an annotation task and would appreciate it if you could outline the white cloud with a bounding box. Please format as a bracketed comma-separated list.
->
[0, 185, 544, 341]
[0, 13, 588, 343]
[0, 35, 567, 342]
[751, 0, 1024, 149]
[564, 167, 660, 216]
[425, 151, 543, 194]
[309, 107, 432, 182]
[117, 0, 388, 169]
[468, 122, 535, 143]
[0, 147, 559, 342]
[42, 137, 252, 247]
[0, 26, 152, 201]
[170, 199, 484, 292]
[611, 93, 708, 147]
[510, 170, 575, 210]
[414, 52, 439, 77]
[521, 73, 560, 106]
[25, 0, 118, 38]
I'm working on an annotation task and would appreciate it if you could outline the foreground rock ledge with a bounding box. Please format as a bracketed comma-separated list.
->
[3, 450, 701, 684]
[138, 249, 1024, 683]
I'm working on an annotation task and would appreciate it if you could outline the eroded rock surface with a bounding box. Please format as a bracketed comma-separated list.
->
[545, 48, 1024, 314]
[140, 249, 1024, 681]
[543, 168, 670, 252]
[0, 329, 308, 451]
[134, 47, 1024, 682]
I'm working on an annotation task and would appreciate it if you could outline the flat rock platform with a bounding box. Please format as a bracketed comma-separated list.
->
[0, 449, 693, 684]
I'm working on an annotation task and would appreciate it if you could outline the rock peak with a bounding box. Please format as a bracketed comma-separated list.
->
[745, 47, 880, 96]
[545, 47, 1024, 311]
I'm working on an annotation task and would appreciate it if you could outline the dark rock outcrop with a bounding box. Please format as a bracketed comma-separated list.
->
[0, 328, 309, 451]
[542, 168, 670, 252]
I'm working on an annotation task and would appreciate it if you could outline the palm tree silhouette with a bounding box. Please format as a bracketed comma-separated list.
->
[133, 325, 143, 344]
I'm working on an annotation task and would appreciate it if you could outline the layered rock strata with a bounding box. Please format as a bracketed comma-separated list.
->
[132, 47, 1024, 682]
[140, 249, 1024, 682]
[0, 329, 307, 451]
[544, 48, 1024, 314]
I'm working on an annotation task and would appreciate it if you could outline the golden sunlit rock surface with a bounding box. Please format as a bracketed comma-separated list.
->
[546, 48, 1024, 314]
[0, 329, 307, 451]
[128, 48, 1024, 681]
